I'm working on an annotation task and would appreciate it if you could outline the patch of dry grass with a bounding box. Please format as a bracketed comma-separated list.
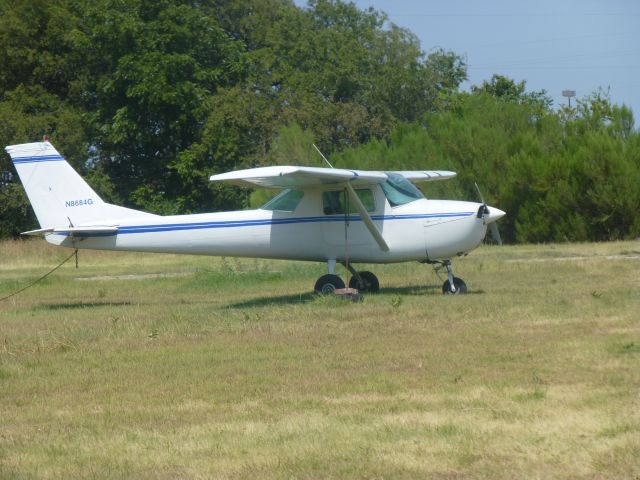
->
[1, 239, 639, 478]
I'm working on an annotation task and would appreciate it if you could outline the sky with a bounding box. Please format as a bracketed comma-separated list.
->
[294, 0, 640, 119]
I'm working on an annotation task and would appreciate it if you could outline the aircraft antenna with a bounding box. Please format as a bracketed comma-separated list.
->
[312, 144, 334, 168]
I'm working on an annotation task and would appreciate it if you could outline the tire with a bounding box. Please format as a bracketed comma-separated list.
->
[442, 277, 467, 294]
[314, 274, 345, 294]
[348, 271, 380, 293]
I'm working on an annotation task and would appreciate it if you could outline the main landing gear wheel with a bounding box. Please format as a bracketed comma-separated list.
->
[442, 277, 467, 295]
[314, 274, 345, 294]
[348, 271, 380, 293]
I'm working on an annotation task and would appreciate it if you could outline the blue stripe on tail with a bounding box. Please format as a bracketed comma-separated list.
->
[11, 155, 64, 164]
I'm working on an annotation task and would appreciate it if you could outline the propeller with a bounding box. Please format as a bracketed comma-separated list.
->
[474, 182, 503, 246]
[489, 221, 503, 246]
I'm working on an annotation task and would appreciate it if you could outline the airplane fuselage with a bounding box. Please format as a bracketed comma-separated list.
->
[46, 186, 489, 264]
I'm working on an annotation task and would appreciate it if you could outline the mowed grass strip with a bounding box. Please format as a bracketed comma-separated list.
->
[1, 239, 639, 478]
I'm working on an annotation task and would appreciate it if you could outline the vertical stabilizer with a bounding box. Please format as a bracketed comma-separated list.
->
[5, 141, 154, 229]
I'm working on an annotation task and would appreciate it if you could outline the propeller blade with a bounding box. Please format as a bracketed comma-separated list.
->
[475, 182, 504, 245]
[490, 221, 503, 246]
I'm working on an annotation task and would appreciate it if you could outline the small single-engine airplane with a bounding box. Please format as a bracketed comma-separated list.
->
[5, 141, 505, 294]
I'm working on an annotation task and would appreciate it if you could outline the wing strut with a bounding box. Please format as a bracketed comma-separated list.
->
[345, 183, 389, 252]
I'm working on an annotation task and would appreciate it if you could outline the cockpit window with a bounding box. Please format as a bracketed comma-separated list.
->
[261, 189, 304, 211]
[381, 173, 424, 207]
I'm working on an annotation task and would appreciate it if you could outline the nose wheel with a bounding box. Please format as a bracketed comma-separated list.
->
[442, 276, 467, 294]
[438, 260, 468, 295]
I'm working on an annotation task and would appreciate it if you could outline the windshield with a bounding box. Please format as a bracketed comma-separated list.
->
[261, 189, 304, 211]
[381, 173, 424, 207]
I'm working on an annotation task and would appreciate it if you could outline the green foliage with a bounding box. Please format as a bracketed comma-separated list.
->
[267, 122, 318, 167]
[0, 182, 36, 237]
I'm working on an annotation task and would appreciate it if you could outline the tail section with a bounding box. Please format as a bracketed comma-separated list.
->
[5, 141, 155, 230]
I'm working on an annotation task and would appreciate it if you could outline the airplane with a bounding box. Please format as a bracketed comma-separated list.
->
[5, 141, 505, 295]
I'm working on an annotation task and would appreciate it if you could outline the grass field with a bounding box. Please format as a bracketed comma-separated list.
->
[1, 239, 639, 479]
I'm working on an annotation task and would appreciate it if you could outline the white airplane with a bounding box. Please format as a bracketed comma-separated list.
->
[5, 141, 505, 294]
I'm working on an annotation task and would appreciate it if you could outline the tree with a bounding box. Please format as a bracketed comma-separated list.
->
[471, 74, 552, 114]
[84, 1, 246, 213]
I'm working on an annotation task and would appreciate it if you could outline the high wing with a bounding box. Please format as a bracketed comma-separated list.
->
[210, 166, 456, 188]
[211, 166, 394, 249]
[393, 171, 456, 182]
[210, 166, 388, 189]
[210, 166, 457, 253]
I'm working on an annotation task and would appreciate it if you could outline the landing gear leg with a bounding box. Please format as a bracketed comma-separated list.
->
[327, 259, 337, 275]
[440, 260, 467, 295]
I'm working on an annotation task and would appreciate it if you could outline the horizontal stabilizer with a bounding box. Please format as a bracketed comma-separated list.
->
[21, 228, 55, 236]
[22, 226, 118, 237]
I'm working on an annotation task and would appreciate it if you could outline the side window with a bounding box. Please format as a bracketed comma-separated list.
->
[261, 189, 304, 211]
[323, 191, 343, 215]
[322, 189, 375, 215]
[356, 188, 375, 212]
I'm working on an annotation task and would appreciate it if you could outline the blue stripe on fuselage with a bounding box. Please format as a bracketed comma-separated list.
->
[55, 212, 475, 237]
